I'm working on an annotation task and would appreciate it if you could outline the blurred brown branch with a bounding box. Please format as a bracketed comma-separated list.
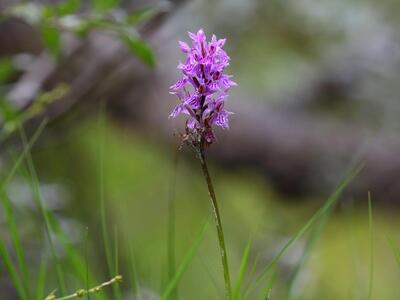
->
[1, 0, 400, 206]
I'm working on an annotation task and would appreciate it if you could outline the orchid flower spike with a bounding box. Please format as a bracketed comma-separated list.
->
[169, 29, 237, 148]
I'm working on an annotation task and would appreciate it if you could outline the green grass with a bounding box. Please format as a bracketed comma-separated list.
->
[97, 105, 122, 300]
[245, 163, 363, 299]
[388, 237, 400, 269]
[0, 121, 48, 300]
[0, 237, 29, 300]
[35, 258, 47, 300]
[3, 117, 400, 300]
[84, 227, 90, 300]
[233, 239, 251, 300]
[128, 242, 142, 300]
[0, 188, 31, 299]
[19, 125, 67, 295]
[161, 221, 209, 300]
[0, 121, 114, 300]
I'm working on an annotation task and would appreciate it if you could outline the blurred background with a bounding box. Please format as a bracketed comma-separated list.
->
[1, 0, 400, 299]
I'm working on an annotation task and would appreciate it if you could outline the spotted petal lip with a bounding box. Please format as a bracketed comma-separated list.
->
[169, 29, 236, 147]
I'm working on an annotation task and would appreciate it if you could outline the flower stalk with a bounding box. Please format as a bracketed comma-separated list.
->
[198, 148, 232, 299]
[169, 28, 236, 299]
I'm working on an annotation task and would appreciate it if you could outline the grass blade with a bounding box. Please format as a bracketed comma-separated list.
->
[247, 163, 363, 298]
[241, 252, 260, 297]
[112, 225, 122, 300]
[84, 227, 90, 300]
[97, 102, 121, 300]
[285, 216, 329, 300]
[368, 192, 374, 300]
[285, 181, 340, 300]
[2, 120, 47, 187]
[128, 242, 142, 300]
[47, 213, 107, 300]
[35, 258, 47, 300]
[197, 252, 222, 297]
[233, 239, 251, 300]
[0, 238, 29, 300]
[161, 222, 209, 300]
[388, 237, 400, 268]
[0, 121, 49, 299]
[0, 188, 31, 298]
[98, 102, 111, 274]
[257, 271, 277, 300]
[0, 120, 47, 300]
[18, 125, 67, 295]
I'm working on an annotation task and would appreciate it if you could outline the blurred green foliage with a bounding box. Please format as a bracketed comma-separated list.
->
[1, 0, 156, 66]
[22, 117, 399, 299]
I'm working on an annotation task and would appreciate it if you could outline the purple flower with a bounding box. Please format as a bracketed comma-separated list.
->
[169, 29, 236, 148]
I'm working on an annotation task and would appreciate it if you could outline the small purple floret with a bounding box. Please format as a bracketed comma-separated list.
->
[169, 29, 236, 148]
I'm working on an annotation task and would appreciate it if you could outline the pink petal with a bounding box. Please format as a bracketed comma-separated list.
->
[178, 41, 191, 53]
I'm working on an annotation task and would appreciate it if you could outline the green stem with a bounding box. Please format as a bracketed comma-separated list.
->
[45, 275, 122, 300]
[368, 192, 374, 300]
[198, 149, 232, 300]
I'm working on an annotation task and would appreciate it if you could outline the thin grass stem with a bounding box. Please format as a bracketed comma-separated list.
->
[128, 242, 142, 300]
[19, 124, 67, 295]
[35, 257, 47, 300]
[113, 225, 122, 300]
[368, 192, 374, 300]
[0, 188, 32, 298]
[388, 236, 400, 269]
[84, 227, 90, 300]
[233, 240, 251, 300]
[0, 238, 29, 300]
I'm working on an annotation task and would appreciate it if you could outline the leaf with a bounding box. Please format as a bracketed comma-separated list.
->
[91, 0, 119, 14]
[121, 34, 156, 67]
[0, 57, 15, 83]
[75, 18, 115, 39]
[0, 99, 19, 123]
[127, 8, 156, 25]
[40, 24, 61, 59]
[57, 0, 81, 16]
